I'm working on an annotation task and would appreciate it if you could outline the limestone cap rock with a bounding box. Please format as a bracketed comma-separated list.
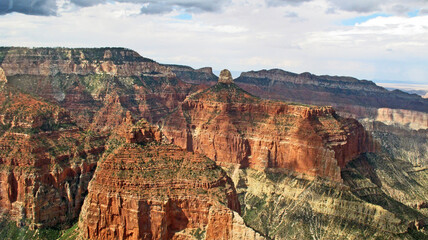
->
[0, 67, 7, 83]
[218, 69, 234, 84]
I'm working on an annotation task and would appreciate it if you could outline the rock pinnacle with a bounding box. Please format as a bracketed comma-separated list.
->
[0, 67, 7, 83]
[218, 69, 234, 84]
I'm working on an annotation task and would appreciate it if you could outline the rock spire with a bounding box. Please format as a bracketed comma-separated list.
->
[0, 67, 7, 83]
[218, 69, 234, 84]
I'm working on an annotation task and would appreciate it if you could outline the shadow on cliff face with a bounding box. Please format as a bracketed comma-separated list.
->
[342, 153, 383, 188]
[167, 201, 190, 237]
[7, 171, 18, 203]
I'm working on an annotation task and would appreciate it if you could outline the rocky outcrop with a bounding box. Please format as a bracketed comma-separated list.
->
[0, 47, 174, 77]
[0, 67, 6, 83]
[235, 69, 428, 113]
[0, 47, 196, 132]
[206, 205, 265, 240]
[0, 86, 105, 229]
[162, 70, 375, 181]
[78, 119, 257, 240]
[232, 69, 428, 131]
[164, 64, 217, 85]
[218, 69, 234, 84]
[374, 108, 428, 130]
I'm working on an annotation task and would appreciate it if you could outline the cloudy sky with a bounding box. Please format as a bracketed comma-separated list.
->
[1, 0, 428, 88]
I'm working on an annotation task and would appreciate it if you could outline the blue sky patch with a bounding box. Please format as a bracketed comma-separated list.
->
[407, 9, 419, 17]
[173, 13, 192, 20]
[342, 13, 391, 26]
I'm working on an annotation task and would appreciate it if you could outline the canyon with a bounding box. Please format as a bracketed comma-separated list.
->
[0, 47, 426, 239]
[161, 70, 376, 181]
[170, 66, 428, 166]
[79, 116, 262, 240]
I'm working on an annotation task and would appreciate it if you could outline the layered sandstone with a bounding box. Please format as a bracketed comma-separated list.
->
[0, 47, 174, 77]
[0, 86, 105, 229]
[374, 108, 428, 130]
[0, 47, 196, 132]
[234, 69, 428, 113]
[221, 160, 427, 240]
[78, 119, 259, 240]
[163, 64, 217, 85]
[162, 70, 375, 181]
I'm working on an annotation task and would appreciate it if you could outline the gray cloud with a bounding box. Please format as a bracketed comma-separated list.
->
[0, 0, 230, 16]
[327, 0, 384, 13]
[266, 0, 428, 14]
[0, 0, 57, 15]
[70, 0, 106, 7]
[327, 0, 428, 14]
[2, 0, 428, 17]
[266, 0, 311, 7]
[284, 11, 298, 18]
[420, 9, 428, 15]
[390, 4, 411, 15]
[139, 0, 230, 14]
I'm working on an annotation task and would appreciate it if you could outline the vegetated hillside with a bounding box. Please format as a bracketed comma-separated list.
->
[0, 48, 426, 239]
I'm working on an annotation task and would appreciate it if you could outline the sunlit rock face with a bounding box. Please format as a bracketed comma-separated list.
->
[0, 67, 6, 83]
[0, 86, 104, 229]
[218, 69, 234, 84]
[0, 47, 194, 132]
[162, 75, 375, 182]
[78, 119, 262, 240]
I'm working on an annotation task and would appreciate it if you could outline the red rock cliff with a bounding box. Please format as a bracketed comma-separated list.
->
[78, 119, 261, 240]
[161, 70, 376, 182]
[0, 47, 197, 132]
[0, 86, 104, 229]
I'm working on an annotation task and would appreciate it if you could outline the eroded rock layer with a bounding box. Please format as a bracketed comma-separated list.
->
[0, 86, 104, 229]
[0, 47, 196, 132]
[79, 119, 263, 240]
[162, 72, 375, 181]
[163, 64, 217, 85]
[221, 159, 427, 240]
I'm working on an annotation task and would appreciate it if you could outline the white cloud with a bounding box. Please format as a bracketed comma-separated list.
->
[0, 0, 427, 85]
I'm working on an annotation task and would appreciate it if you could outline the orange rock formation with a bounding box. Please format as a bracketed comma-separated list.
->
[162, 70, 375, 181]
[0, 86, 104, 228]
[78, 119, 262, 239]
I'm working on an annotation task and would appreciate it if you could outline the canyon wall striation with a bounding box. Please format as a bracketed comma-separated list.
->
[78, 118, 263, 240]
[162, 70, 375, 182]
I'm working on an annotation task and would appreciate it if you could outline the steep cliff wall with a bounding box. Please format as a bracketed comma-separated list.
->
[162, 70, 375, 182]
[0, 47, 196, 132]
[234, 69, 428, 113]
[0, 86, 105, 229]
[0, 47, 173, 77]
[164, 64, 217, 85]
[78, 118, 263, 240]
